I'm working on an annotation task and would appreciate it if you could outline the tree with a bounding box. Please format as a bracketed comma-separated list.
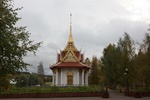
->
[117, 33, 136, 86]
[15, 74, 28, 87]
[15, 73, 43, 87]
[144, 34, 150, 85]
[101, 33, 136, 88]
[101, 44, 121, 88]
[89, 56, 101, 85]
[0, 0, 42, 90]
[84, 58, 91, 66]
[37, 62, 44, 75]
[28, 73, 43, 86]
[133, 49, 146, 84]
[140, 32, 150, 85]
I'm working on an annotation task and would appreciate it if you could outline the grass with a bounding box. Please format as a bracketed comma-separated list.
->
[131, 86, 150, 92]
[1, 85, 103, 94]
[45, 82, 52, 86]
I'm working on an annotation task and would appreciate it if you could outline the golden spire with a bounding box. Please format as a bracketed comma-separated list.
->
[64, 14, 77, 51]
[69, 13, 73, 42]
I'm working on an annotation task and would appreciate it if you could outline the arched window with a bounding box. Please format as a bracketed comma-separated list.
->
[67, 71, 73, 85]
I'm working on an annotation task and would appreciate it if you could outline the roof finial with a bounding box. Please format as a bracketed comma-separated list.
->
[69, 13, 73, 42]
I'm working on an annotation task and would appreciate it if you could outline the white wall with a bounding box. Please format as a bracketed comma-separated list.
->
[61, 68, 79, 86]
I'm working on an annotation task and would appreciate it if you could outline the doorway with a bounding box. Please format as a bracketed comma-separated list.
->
[67, 71, 73, 85]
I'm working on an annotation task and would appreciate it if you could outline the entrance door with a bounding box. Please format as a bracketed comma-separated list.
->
[67, 71, 73, 85]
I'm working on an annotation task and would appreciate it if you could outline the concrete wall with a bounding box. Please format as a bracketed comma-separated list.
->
[53, 68, 89, 86]
[60, 68, 79, 86]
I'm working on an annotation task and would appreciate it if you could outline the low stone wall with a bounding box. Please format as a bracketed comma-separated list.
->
[0, 92, 105, 98]
[141, 92, 150, 97]
[126, 92, 150, 98]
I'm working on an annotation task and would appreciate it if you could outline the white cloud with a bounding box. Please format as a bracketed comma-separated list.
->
[14, 0, 150, 75]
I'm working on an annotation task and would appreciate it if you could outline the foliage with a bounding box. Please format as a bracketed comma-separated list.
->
[1, 85, 103, 94]
[130, 86, 150, 92]
[101, 44, 120, 87]
[84, 58, 91, 66]
[45, 82, 52, 86]
[89, 56, 101, 85]
[101, 33, 136, 88]
[117, 33, 135, 86]
[141, 33, 150, 85]
[15, 74, 28, 87]
[0, 76, 10, 91]
[132, 29, 150, 85]
[15, 73, 43, 87]
[37, 62, 44, 75]
[0, 0, 42, 91]
[28, 73, 43, 86]
[101, 30, 150, 89]
[44, 76, 52, 83]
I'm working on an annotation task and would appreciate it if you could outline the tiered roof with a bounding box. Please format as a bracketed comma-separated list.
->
[50, 14, 91, 69]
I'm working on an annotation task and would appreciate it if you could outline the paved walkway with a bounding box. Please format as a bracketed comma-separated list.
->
[108, 89, 150, 100]
[1, 90, 150, 100]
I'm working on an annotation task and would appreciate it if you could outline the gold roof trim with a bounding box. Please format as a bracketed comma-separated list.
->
[61, 49, 79, 62]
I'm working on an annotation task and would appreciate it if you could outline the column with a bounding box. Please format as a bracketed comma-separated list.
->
[52, 73, 54, 85]
[61, 69, 63, 86]
[85, 70, 89, 86]
[76, 69, 79, 86]
[82, 69, 84, 85]
[55, 69, 58, 85]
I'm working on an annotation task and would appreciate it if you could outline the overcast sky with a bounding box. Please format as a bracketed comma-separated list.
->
[14, 0, 150, 75]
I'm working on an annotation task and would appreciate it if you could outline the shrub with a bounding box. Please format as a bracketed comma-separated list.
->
[1, 85, 103, 94]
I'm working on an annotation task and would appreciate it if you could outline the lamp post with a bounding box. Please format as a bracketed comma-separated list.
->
[124, 68, 129, 96]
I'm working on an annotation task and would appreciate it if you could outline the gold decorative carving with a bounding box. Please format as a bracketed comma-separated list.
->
[67, 70, 73, 85]
[61, 50, 79, 62]
[64, 52, 76, 62]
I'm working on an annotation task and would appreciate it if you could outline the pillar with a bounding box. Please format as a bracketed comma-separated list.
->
[82, 69, 84, 85]
[76, 69, 79, 86]
[61, 69, 63, 86]
[52, 73, 55, 85]
[55, 69, 58, 85]
[85, 70, 89, 86]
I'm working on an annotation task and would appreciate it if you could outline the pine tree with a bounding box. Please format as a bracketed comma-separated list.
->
[101, 44, 121, 87]
[141, 32, 150, 85]
[89, 56, 100, 85]
[37, 62, 44, 75]
[116, 33, 136, 87]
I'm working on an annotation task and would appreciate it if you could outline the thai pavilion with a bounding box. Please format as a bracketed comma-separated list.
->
[50, 14, 91, 86]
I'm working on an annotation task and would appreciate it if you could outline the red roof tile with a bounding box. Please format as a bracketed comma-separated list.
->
[50, 62, 90, 69]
